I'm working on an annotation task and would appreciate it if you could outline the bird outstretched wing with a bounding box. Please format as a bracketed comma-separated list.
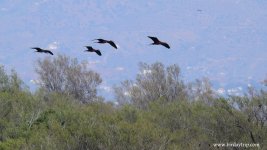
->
[161, 42, 170, 49]
[44, 50, 53, 55]
[95, 50, 102, 56]
[108, 41, 117, 49]
[148, 36, 160, 43]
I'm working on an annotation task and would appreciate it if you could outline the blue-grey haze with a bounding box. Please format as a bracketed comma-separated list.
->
[0, 0, 267, 100]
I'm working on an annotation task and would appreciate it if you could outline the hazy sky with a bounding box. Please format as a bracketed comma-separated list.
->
[0, 0, 267, 99]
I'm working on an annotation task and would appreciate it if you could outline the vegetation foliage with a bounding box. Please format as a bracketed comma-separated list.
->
[0, 56, 266, 149]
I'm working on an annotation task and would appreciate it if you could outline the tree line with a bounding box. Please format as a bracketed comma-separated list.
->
[0, 54, 266, 149]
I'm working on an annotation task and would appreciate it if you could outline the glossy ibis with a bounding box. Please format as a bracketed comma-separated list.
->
[31, 47, 53, 55]
[84, 46, 102, 56]
[148, 36, 170, 49]
[93, 39, 118, 49]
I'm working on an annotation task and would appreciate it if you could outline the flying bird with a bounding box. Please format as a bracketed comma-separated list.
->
[93, 39, 118, 49]
[84, 46, 102, 56]
[31, 47, 53, 55]
[148, 36, 170, 49]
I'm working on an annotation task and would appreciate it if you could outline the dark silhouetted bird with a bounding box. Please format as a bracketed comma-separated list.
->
[31, 47, 53, 55]
[148, 36, 170, 49]
[93, 39, 118, 49]
[84, 46, 102, 56]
